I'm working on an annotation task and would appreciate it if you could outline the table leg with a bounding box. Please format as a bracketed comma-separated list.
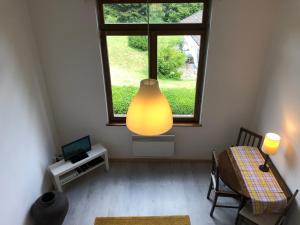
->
[54, 176, 63, 192]
[104, 152, 109, 171]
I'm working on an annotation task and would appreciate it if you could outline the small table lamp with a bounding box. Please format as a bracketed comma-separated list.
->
[259, 133, 281, 172]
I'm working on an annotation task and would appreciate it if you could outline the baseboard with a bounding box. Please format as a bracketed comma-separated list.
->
[110, 157, 211, 163]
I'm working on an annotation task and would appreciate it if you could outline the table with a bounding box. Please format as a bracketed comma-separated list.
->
[218, 147, 291, 206]
[219, 150, 248, 197]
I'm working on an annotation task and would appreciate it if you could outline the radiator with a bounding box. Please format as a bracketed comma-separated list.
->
[132, 135, 175, 157]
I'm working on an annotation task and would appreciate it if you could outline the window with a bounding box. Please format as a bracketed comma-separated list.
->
[97, 0, 211, 125]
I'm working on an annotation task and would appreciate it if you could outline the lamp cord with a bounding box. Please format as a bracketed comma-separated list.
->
[147, 0, 150, 82]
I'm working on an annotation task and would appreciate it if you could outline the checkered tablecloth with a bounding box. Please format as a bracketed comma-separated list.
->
[228, 146, 287, 215]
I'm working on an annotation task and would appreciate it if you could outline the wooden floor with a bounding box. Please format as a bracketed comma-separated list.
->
[63, 162, 238, 225]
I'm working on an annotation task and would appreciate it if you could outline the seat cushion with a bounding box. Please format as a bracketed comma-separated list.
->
[218, 180, 239, 195]
[240, 205, 281, 225]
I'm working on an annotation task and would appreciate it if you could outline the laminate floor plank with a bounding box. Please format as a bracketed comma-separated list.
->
[63, 162, 238, 225]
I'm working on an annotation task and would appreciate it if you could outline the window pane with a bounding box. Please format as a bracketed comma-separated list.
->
[106, 36, 148, 116]
[103, 3, 203, 24]
[150, 3, 203, 23]
[104, 4, 147, 24]
[157, 35, 201, 116]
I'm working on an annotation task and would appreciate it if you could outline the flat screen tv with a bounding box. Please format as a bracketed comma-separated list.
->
[62, 136, 91, 162]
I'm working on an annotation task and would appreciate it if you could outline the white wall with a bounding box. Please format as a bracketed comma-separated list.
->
[0, 0, 57, 224]
[27, 0, 276, 159]
[253, 0, 300, 223]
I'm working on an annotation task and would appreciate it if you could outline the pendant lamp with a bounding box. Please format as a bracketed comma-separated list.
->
[126, 79, 173, 136]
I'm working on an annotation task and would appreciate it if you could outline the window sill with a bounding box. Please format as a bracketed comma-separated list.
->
[106, 122, 202, 127]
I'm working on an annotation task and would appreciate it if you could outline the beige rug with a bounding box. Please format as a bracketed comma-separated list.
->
[94, 215, 191, 225]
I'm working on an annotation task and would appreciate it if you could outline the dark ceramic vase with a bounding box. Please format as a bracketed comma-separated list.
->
[31, 191, 69, 225]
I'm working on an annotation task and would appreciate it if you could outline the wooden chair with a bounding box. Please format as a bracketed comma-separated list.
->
[236, 190, 298, 225]
[236, 127, 263, 148]
[207, 151, 241, 217]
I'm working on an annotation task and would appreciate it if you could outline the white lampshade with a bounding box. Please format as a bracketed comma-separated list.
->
[126, 79, 173, 136]
[262, 133, 281, 155]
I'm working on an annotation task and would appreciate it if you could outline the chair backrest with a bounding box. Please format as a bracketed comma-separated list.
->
[276, 190, 299, 225]
[236, 127, 263, 148]
[283, 189, 298, 216]
[211, 151, 220, 191]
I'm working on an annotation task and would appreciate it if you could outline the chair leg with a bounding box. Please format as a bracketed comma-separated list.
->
[235, 213, 241, 225]
[207, 178, 213, 199]
[210, 193, 218, 217]
[235, 196, 246, 225]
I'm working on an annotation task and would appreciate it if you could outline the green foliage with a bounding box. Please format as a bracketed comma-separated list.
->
[161, 87, 195, 114]
[104, 3, 203, 24]
[162, 3, 202, 22]
[112, 86, 139, 114]
[158, 47, 186, 80]
[149, 4, 164, 23]
[112, 86, 195, 115]
[158, 36, 183, 48]
[128, 36, 148, 51]
[104, 4, 147, 23]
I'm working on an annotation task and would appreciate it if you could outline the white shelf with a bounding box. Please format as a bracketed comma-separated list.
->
[60, 162, 105, 185]
[49, 143, 109, 191]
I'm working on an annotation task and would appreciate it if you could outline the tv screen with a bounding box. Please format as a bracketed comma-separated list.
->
[62, 136, 91, 161]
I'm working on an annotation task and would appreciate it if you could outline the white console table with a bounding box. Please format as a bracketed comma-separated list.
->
[49, 144, 109, 191]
